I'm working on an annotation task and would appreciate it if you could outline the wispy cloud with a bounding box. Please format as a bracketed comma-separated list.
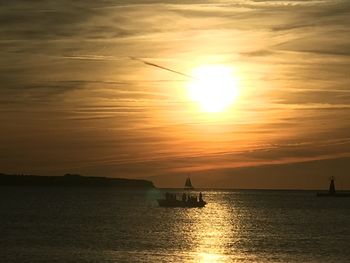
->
[0, 0, 349, 187]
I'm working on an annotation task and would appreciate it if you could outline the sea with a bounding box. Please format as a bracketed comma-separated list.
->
[1, 187, 350, 263]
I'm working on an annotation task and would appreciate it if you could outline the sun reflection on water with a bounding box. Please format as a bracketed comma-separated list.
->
[179, 193, 242, 263]
[195, 203, 232, 262]
[198, 252, 225, 263]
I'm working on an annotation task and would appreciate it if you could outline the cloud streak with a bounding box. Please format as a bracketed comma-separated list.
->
[130, 56, 194, 79]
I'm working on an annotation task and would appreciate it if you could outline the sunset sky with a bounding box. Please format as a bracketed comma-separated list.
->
[1, 0, 350, 188]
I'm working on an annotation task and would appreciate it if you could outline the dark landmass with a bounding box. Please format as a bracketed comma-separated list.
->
[0, 173, 155, 188]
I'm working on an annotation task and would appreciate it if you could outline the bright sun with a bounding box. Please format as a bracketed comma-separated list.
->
[187, 65, 239, 113]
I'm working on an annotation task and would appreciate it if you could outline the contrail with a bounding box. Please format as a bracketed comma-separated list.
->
[130, 56, 195, 79]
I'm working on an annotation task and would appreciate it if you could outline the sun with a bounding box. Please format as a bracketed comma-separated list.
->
[187, 65, 239, 113]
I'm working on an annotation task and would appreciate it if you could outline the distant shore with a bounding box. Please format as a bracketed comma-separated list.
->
[0, 173, 155, 189]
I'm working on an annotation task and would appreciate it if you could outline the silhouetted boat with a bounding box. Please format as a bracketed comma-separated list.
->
[317, 177, 350, 197]
[184, 176, 194, 190]
[157, 192, 206, 208]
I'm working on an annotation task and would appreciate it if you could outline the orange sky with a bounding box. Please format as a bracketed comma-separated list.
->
[1, 0, 350, 188]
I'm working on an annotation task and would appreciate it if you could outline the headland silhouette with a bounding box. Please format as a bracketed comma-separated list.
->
[0, 173, 155, 188]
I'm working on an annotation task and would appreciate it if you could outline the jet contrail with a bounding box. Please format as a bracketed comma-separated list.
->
[129, 56, 195, 79]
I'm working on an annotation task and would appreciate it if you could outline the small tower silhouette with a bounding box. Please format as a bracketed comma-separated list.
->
[329, 176, 336, 195]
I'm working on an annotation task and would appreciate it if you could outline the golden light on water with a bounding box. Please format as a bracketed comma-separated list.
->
[198, 252, 224, 263]
[187, 65, 240, 113]
[188, 200, 236, 263]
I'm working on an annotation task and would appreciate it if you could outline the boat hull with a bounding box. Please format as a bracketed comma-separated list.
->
[157, 199, 206, 208]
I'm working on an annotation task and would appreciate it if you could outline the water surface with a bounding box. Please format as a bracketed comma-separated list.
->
[1, 187, 350, 262]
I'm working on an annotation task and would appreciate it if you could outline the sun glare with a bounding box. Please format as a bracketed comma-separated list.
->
[187, 65, 239, 113]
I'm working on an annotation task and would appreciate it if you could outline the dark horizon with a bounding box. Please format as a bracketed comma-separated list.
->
[1, 169, 349, 191]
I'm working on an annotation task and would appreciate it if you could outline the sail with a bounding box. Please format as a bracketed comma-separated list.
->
[185, 177, 193, 189]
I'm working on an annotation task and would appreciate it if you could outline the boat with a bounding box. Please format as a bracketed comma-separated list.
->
[157, 192, 206, 208]
[184, 176, 194, 190]
[317, 177, 350, 197]
[157, 177, 206, 207]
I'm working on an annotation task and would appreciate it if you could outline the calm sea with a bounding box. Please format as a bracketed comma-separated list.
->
[1, 187, 349, 263]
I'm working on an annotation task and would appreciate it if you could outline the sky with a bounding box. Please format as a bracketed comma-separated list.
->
[1, 0, 350, 189]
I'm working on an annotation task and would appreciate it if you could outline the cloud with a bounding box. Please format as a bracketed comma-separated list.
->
[0, 0, 350, 188]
